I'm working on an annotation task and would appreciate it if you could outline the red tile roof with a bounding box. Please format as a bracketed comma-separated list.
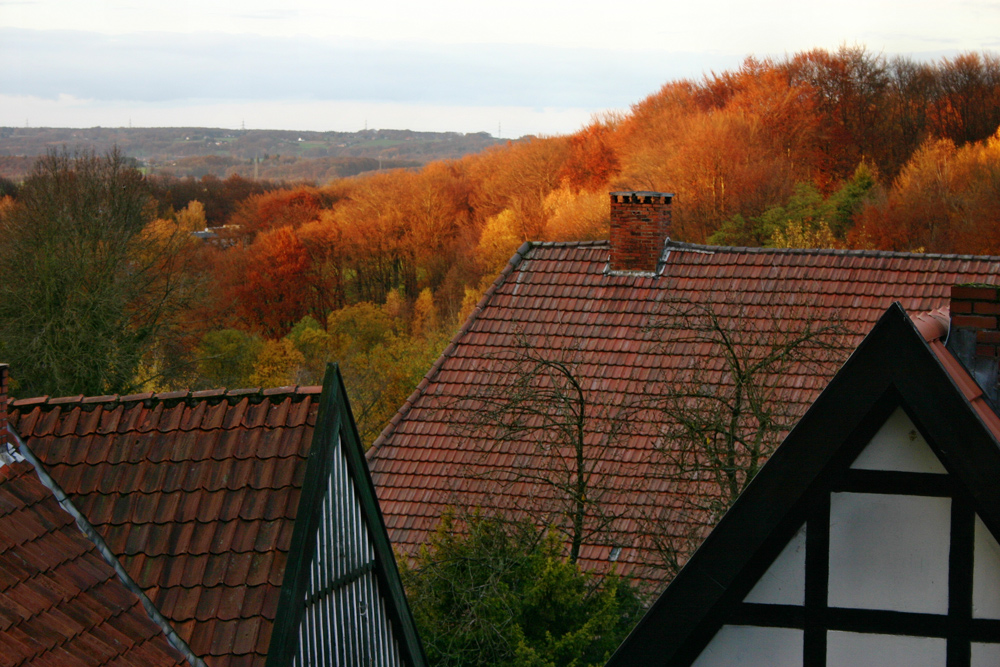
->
[0, 458, 186, 667]
[367, 240, 1000, 583]
[8, 387, 321, 667]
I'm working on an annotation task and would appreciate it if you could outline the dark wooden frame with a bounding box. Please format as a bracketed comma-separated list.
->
[267, 364, 427, 667]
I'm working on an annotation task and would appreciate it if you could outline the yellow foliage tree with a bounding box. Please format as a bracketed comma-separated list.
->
[412, 288, 439, 337]
[541, 185, 609, 242]
[175, 200, 207, 233]
[770, 220, 841, 249]
[249, 338, 305, 387]
[476, 209, 523, 275]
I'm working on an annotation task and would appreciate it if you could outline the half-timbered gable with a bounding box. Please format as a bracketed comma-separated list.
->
[606, 304, 1000, 666]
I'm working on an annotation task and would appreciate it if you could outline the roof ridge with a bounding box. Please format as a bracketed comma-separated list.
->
[489, 238, 1000, 262]
[529, 240, 609, 248]
[665, 240, 1000, 261]
[9, 385, 322, 411]
[367, 241, 535, 457]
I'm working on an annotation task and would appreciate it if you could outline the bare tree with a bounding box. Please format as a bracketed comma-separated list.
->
[454, 334, 649, 564]
[641, 295, 853, 575]
[450, 294, 852, 582]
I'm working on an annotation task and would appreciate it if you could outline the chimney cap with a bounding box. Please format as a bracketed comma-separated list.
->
[610, 191, 674, 200]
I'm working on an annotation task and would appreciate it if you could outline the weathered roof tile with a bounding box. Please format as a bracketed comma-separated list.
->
[369, 240, 1000, 585]
[9, 387, 319, 665]
[0, 461, 185, 667]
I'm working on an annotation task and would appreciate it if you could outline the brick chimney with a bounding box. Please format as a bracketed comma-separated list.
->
[947, 284, 1000, 404]
[609, 191, 673, 273]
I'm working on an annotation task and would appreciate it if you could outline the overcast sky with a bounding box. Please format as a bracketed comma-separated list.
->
[2, 1, 998, 137]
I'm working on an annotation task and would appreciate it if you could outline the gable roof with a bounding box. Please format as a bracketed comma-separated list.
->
[8, 386, 321, 667]
[6, 371, 426, 667]
[0, 455, 187, 667]
[367, 240, 1000, 582]
[605, 303, 1000, 665]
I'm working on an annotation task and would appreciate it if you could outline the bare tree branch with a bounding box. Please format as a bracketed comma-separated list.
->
[452, 332, 650, 563]
[639, 293, 854, 576]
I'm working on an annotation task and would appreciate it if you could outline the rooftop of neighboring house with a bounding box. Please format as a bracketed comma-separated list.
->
[5, 385, 321, 667]
[0, 455, 188, 667]
[367, 191, 1000, 587]
[2, 368, 428, 667]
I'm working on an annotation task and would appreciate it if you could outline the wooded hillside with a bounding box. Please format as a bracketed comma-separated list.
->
[2, 46, 999, 445]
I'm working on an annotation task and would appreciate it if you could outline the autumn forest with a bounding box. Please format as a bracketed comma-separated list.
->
[2, 46, 1000, 446]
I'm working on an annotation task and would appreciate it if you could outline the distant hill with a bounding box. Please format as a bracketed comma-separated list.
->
[0, 126, 505, 183]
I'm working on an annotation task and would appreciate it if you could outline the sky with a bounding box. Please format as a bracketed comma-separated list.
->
[1, 1, 999, 138]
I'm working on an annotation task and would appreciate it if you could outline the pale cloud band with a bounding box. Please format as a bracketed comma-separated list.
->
[0, 94, 603, 138]
[2, 0, 998, 136]
[0, 27, 743, 134]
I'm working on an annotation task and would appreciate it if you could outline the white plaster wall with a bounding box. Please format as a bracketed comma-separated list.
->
[744, 523, 806, 606]
[691, 625, 802, 667]
[851, 408, 946, 474]
[826, 631, 945, 666]
[971, 641, 1000, 667]
[828, 492, 951, 614]
[974, 514, 1000, 619]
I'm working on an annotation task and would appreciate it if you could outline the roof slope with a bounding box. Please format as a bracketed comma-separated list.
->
[606, 304, 1000, 665]
[8, 387, 321, 667]
[0, 458, 187, 667]
[367, 240, 1000, 581]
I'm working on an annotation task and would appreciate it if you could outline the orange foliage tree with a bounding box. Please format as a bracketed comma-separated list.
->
[851, 131, 1000, 254]
[225, 226, 315, 337]
[227, 185, 329, 239]
[558, 120, 622, 192]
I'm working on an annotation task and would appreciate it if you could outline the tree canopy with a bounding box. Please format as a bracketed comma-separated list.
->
[401, 511, 644, 667]
[0, 150, 193, 396]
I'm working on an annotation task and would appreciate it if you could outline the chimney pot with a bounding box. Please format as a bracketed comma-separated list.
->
[609, 190, 673, 273]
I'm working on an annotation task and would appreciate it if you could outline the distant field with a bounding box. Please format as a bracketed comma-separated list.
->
[0, 126, 504, 183]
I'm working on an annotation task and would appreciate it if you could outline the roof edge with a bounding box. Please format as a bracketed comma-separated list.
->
[9, 385, 322, 412]
[368, 241, 534, 457]
[6, 424, 206, 667]
[405, 237, 1000, 263]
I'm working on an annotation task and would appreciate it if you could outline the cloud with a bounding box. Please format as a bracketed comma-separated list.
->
[0, 28, 741, 109]
[232, 9, 300, 21]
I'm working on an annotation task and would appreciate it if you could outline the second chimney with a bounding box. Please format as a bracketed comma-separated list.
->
[609, 191, 673, 273]
[948, 283, 1000, 405]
